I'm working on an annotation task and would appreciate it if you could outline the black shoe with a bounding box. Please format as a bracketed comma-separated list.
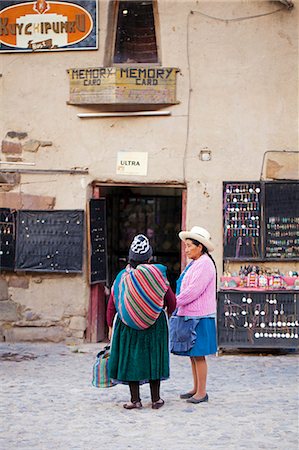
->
[186, 394, 209, 404]
[152, 399, 164, 410]
[123, 401, 142, 409]
[180, 392, 194, 399]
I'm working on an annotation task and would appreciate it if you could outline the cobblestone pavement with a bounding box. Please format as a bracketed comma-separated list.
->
[0, 343, 298, 450]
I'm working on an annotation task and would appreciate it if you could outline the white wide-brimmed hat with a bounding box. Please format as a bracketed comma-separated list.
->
[179, 226, 215, 252]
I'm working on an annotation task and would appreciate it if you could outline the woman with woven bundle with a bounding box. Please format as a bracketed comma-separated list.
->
[172, 226, 217, 404]
[107, 234, 176, 410]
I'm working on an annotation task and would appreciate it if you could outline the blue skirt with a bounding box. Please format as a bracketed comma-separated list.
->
[174, 317, 217, 357]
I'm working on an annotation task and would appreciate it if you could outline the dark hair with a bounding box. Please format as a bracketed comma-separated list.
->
[189, 239, 209, 254]
[188, 239, 218, 289]
[129, 258, 150, 269]
[189, 238, 201, 247]
[202, 247, 218, 291]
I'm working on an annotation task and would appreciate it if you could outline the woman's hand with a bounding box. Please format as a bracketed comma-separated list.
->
[108, 326, 112, 341]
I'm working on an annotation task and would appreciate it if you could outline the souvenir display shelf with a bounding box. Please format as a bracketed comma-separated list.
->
[217, 290, 299, 350]
[221, 180, 298, 349]
[223, 181, 299, 261]
[264, 182, 299, 260]
[223, 181, 262, 260]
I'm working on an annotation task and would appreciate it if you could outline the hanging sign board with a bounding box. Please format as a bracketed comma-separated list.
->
[88, 199, 107, 284]
[0, 0, 97, 52]
[0, 208, 16, 271]
[116, 152, 148, 176]
[67, 67, 179, 105]
[15, 210, 84, 272]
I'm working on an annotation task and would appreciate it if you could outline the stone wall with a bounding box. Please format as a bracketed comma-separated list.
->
[0, 273, 87, 343]
[0, 131, 88, 342]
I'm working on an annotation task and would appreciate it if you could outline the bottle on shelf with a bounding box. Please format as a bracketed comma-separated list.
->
[258, 269, 268, 289]
[247, 266, 258, 288]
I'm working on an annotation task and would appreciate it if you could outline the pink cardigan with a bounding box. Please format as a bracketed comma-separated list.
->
[176, 254, 216, 317]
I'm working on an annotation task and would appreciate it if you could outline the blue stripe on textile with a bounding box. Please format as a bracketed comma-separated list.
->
[118, 271, 137, 329]
[114, 264, 168, 330]
[130, 271, 162, 313]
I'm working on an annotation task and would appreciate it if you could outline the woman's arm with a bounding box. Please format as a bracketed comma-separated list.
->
[164, 287, 176, 316]
[176, 260, 215, 307]
[106, 290, 117, 328]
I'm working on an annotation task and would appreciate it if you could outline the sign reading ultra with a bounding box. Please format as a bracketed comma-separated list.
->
[0, 0, 96, 51]
[116, 152, 148, 176]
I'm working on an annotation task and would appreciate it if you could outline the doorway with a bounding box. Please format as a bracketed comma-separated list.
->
[87, 184, 186, 342]
[100, 185, 184, 291]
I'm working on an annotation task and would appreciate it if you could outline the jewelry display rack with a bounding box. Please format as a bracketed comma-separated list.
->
[223, 182, 262, 259]
[265, 182, 299, 259]
[15, 210, 85, 273]
[219, 181, 299, 350]
[223, 181, 299, 261]
[217, 291, 299, 349]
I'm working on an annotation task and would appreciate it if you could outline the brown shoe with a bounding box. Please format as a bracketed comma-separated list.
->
[152, 399, 164, 410]
[123, 401, 142, 410]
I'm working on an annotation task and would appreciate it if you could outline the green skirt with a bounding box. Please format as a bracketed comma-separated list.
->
[109, 311, 170, 384]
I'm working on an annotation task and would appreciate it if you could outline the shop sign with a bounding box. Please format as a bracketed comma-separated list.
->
[68, 67, 179, 105]
[116, 152, 148, 176]
[0, 0, 97, 52]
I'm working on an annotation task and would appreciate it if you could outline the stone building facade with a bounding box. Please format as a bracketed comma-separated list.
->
[0, 0, 298, 342]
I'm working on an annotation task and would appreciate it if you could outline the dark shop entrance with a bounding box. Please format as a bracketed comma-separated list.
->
[87, 184, 186, 342]
[101, 185, 185, 291]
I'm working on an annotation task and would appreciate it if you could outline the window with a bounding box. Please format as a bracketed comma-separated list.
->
[113, 0, 159, 64]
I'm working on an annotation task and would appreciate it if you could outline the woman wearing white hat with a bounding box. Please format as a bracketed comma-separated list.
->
[171, 226, 217, 404]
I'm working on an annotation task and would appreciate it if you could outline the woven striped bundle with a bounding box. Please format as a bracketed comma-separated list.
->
[114, 264, 169, 330]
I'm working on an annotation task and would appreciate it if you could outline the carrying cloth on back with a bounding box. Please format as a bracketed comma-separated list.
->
[113, 263, 169, 330]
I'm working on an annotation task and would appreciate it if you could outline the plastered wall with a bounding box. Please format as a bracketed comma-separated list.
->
[0, 0, 298, 341]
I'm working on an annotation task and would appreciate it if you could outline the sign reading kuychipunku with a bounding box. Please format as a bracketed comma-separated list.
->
[68, 67, 179, 105]
[0, 0, 97, 52]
